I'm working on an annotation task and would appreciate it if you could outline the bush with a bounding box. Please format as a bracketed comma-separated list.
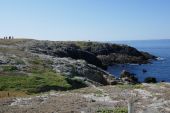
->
[2, 65, 17, 71]
[144, 77, 157, 83]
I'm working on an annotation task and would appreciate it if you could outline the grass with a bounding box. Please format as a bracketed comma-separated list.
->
[97, 107, 128, 113]
[94, 90, 104, 97]
[0, 52, 87, 98]
[0, 39, 30, 45]
[14, 58, 25, 65]
[27, 57, 54, 74]
[117, 84, 144, 90]
[0, 72, 71, 95]
[2, 65, 18, 72]
[0, 91, 27, 98]
[0, 69, 87, 98]
[70, 87, 99, 94]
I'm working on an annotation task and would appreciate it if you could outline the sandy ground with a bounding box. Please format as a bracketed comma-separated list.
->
[0, 83, 170, 113]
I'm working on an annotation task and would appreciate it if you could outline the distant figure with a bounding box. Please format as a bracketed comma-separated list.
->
[2, 36, 14, 39]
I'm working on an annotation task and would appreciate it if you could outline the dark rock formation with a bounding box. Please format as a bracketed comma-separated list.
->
[29, 41, 103, 68]
[0, 39, 157, 86]
[28, 41, 156, 68]
[120, 70, 139, 84]
[144, 77, 157, 83]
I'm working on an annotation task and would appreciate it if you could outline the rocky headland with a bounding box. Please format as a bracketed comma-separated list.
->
[0, 39, 156, 87]
[1, 39, 170, 113]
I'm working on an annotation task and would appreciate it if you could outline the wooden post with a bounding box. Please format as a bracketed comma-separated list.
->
[128, 100, 134, 113]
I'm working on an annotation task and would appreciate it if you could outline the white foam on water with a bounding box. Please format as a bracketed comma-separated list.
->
[156, 57, 165, 61]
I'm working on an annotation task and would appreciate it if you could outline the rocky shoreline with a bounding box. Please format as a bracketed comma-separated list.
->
[0, 39, 157, 86]
[27, 40, 156, 68]
[1, 39, 169, 113]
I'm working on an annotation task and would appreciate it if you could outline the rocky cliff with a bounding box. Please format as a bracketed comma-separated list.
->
[27, 40, 156, 67]
[0, 39, 156, 87]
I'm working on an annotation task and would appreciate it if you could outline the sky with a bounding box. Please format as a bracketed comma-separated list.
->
[0, 0, 170, 41]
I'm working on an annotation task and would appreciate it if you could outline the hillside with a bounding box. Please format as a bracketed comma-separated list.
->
[0, 83, 170, 113]
[1, 39, 170, 113]
[0, 39, 156, 94]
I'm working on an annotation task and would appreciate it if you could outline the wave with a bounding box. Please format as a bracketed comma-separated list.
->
[156, 57, 165, 61]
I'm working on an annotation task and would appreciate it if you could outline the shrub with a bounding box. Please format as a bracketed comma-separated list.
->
[2, 65, 17, 71]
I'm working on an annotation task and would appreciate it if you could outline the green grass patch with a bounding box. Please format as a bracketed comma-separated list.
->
[117, 84, 144, 90]
[97, 107, 128, 113]
[0, 71, 87, 94]
[27, 57, 54, 74]
[0, 72, 71, 94]
[29, 57, 44, 65]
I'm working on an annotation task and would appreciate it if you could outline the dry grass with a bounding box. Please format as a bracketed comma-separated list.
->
[0, 83, 169, 113]
[70, 87, 99, 94]
[0, 91, 27, 98]
[0, 39, 30, 45]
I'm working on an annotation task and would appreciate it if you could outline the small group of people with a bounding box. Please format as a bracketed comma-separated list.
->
[3, 36, 14, 39]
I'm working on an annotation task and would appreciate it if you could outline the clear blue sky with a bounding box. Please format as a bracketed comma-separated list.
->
[0, 0, 170, 41]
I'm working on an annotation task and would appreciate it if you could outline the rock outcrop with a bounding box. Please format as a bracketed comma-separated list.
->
[120, 70, 139, 84]
[52, 57, 114, 85]
[0, 39, 156, 86]
[27, 40, 156, 68]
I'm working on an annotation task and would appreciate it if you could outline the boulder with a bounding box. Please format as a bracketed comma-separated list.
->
[120, 70, 139, 84]
[144, 77, 157, 83]
[51, 57, 115, 86]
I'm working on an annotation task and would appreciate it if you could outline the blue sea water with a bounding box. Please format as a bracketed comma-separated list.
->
[107, 39, 170, 82]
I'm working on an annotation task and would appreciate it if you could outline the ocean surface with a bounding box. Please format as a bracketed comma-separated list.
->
[107, 39, 170, 82]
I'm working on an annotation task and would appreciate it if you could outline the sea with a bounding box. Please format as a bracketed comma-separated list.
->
[107, 39, 170, 82]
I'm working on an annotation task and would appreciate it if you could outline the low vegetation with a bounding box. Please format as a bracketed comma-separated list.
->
[117, 84, 144, 89]
[0, 72, 71, 94]
[0, 91, 27, 98]
[0, 71, 87, 98]
[0, 39, 30, 45]
[97, 107, 128, 113]
[2, 65, 18, 72]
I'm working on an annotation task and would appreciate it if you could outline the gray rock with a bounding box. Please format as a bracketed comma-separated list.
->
[51, 57, 115, 86]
